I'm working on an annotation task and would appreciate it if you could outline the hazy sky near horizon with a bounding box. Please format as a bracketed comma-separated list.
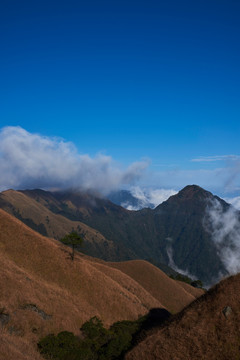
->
[1, 1, 240, 196]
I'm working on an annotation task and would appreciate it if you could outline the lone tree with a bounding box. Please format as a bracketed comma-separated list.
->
[60, 231, 83, 261]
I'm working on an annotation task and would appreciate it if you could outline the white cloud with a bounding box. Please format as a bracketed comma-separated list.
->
[191, 155, 240, 162]
[2, 126, 240, 201]
[147, 188, 178, 207]
[0, 126, 149, 193]
[204, 199, 240, 275]
[122, 204, 140, 211]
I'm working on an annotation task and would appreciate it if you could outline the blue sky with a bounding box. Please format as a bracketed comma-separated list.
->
[1, 0, 240, 198]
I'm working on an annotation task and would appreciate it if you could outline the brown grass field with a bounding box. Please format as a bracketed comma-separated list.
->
[0, 209, 203, 359]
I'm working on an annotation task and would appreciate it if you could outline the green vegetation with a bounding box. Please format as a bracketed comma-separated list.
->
[60, 231, 83, 261]
[38, 316, 145, 360]
[190, 279, 203, 288]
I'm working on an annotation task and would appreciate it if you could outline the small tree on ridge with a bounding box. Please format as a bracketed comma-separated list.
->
[60, 231, 83, 261]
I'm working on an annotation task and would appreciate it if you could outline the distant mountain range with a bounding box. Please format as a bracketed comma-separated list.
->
[0, 185, 234, 285]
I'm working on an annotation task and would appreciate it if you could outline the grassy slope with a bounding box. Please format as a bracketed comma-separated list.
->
[106, 260, 203, 313]
[0, 209, 203, 359]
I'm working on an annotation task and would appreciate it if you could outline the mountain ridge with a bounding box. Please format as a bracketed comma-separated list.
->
[0, 185, 233, 285]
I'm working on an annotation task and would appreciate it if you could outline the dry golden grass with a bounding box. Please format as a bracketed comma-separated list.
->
[0, 329, 42, 360]
[125, 274, 240, 360]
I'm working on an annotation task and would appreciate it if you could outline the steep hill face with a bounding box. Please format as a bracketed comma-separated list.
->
[0, 185, 231, 285]
[0, 209, 202, 360]
[125, 273, 240, 360]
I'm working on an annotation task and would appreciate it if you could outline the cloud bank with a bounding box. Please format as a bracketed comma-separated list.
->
[205, 199, 240, 276]
[0, 126, 149, 193]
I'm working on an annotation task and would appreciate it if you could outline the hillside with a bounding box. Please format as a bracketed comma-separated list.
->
[0, 209, 202, 359]
[125, 273, 240, 360]
[0, 185, 231, 284]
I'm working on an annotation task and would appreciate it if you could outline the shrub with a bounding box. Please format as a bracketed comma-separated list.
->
[38, 331, 78, 359]
[38, 316, 148, 360]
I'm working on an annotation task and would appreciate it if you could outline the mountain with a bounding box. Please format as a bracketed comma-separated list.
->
[125, 273, 240, 360]
[150, 185, 230, 283]
[0, 185, 232, 285]
[0, 209, 203, 359]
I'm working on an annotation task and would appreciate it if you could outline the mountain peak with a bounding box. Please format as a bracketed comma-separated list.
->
[155, 185, 213, 209]
[176, 184, 213, 200]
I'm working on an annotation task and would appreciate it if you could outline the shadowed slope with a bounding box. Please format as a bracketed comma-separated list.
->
[125, 273, 240, 360]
